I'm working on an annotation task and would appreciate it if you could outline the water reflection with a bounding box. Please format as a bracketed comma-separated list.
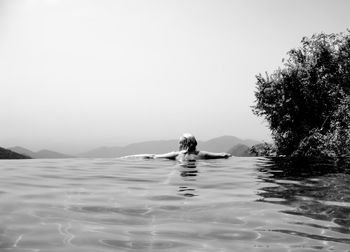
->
[177, 160, 198, 197]
[256, 158, 350, 242]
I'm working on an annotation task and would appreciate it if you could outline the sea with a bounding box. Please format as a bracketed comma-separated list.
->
[0, 157, 350, 252]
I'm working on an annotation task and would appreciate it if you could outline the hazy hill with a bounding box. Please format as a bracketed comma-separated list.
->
[227, 143, 253, 157]
[79, 136, 261, 158]
[9, 146, 36, 157]
[9, 146, 73, 159]
[35, 149, 74, 159]
[199, 135, 257, 152]
[79, 140, 177, 158]
[0, 147, 31, 159]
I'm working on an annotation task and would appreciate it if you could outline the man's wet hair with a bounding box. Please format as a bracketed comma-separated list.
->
[179, 133, 197, 152]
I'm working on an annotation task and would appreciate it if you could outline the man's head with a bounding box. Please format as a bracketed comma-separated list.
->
[179, 133, 197, 152]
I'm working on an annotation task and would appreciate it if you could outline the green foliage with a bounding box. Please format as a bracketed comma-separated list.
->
[249, 142, 276, 157]
[0, 147, 31, 159]
[253, 30, 350, 157]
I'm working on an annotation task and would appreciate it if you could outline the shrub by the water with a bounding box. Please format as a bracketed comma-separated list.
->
[0, 147, 31, 159]
[253, 30, 350, 158]
[249, 143, 276, 157]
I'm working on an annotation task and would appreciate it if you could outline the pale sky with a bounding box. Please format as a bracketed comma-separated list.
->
[1, 0, 350, 154]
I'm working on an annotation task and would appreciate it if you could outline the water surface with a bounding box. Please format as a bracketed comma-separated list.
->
[1, 157, 349, 251]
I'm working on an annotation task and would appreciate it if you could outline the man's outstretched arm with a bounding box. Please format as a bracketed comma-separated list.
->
[199, 151, 231, 159]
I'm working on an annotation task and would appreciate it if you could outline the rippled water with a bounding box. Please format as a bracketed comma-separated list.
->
[1, 157, 350, 251]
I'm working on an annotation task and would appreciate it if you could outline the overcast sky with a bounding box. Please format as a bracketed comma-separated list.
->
[1, 0, 350, 153]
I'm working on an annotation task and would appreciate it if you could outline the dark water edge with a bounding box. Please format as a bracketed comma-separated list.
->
[261, 156, 350, 177]
[256, 157, 350, 244]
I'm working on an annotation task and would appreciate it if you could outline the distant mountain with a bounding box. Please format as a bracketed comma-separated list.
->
[35, 149, 74, 159]
[199, 135, 258, 152]
[9, 146, 36, 157]
[79, 146, 123, 158]
[227, 143, 253, 157]
[79, 136, 261, 158]
[0, 147, 31, 159]
[9, 146, 73, 159]
[79, 140, 177, 158]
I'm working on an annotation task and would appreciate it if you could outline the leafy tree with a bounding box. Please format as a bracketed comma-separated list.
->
[249, 142, 276, 157]
[253, 30, 350, 157]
